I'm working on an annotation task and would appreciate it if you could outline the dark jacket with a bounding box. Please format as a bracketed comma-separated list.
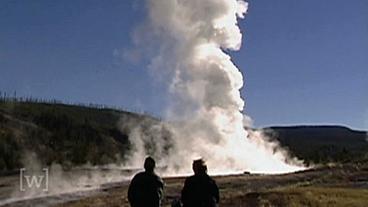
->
[181, 173, 219, 207]
[128, 171, 164, 207]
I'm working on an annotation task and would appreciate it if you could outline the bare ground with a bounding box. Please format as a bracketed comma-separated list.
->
[1, 164, 368, 207]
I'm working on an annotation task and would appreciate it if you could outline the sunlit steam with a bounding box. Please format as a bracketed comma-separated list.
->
[127, 0, 305, 175]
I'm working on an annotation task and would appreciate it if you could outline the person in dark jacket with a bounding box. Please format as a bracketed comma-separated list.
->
[181, 159, 219, 207]
[128, 157, 164, 207]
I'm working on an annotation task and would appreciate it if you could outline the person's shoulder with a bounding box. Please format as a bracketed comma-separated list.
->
[207, 175, 218, 186]
[199, 174, 216, 184]
[206, 174, 216, 182]
[152, 173, 163, 183]
[151, 172, 161, 178]
[132, 171, 146, 180]
[184, 175, 196, 183]
[136, 171, 146, 176]
[140, 171, 162, 181]
[185, 175, 196, 180]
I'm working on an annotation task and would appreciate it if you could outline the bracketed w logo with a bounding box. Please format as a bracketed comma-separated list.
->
[20, 168, 49, 192]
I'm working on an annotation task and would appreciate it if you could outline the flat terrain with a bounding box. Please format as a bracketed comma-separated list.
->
[2, 164, 367, 207]
[60, 164, 368, 207]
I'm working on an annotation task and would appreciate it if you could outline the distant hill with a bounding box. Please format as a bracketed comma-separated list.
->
[263, 126, 368, 164]
[0, 99, 367, 173]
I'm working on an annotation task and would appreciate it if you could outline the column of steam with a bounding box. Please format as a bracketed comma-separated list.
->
[147, 0, 304, 174]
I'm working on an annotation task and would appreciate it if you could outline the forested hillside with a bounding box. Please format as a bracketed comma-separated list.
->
[0, 99, 367, 174]
[0, 99, 168, 174]
[264, 126, 368, 164]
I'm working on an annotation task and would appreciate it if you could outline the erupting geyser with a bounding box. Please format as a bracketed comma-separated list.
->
[128, 0, 305, 175]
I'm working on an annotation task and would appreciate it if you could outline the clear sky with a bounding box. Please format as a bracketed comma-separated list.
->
[1, 0, 367, 130]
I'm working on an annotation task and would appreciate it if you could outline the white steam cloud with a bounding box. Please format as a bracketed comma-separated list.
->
[126, 0, 305, 175]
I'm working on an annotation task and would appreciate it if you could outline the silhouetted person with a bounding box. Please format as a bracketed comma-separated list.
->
[128, 157, 164, 207]
[181, 159, 219, 207]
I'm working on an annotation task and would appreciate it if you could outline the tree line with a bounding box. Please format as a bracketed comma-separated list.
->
[0, 90, 161, 120]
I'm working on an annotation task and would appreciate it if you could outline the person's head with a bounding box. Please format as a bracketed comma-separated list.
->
[192, 159, 207, 175]
[144, 156, 156, 172]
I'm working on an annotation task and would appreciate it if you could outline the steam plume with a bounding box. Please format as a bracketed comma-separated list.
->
[133, 0, 305, 174]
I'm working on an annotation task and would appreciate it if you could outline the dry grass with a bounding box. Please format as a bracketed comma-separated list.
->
[57, 166, 368, 207]
[229, 187, 368, 207]
[58, 185, 368, 207]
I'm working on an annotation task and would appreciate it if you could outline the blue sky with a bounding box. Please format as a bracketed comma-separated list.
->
[1, 0, 367, 130]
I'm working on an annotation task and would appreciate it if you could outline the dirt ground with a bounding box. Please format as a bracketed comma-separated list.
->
[60, 164, 368, 207]
[1, 164, 368, 207]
